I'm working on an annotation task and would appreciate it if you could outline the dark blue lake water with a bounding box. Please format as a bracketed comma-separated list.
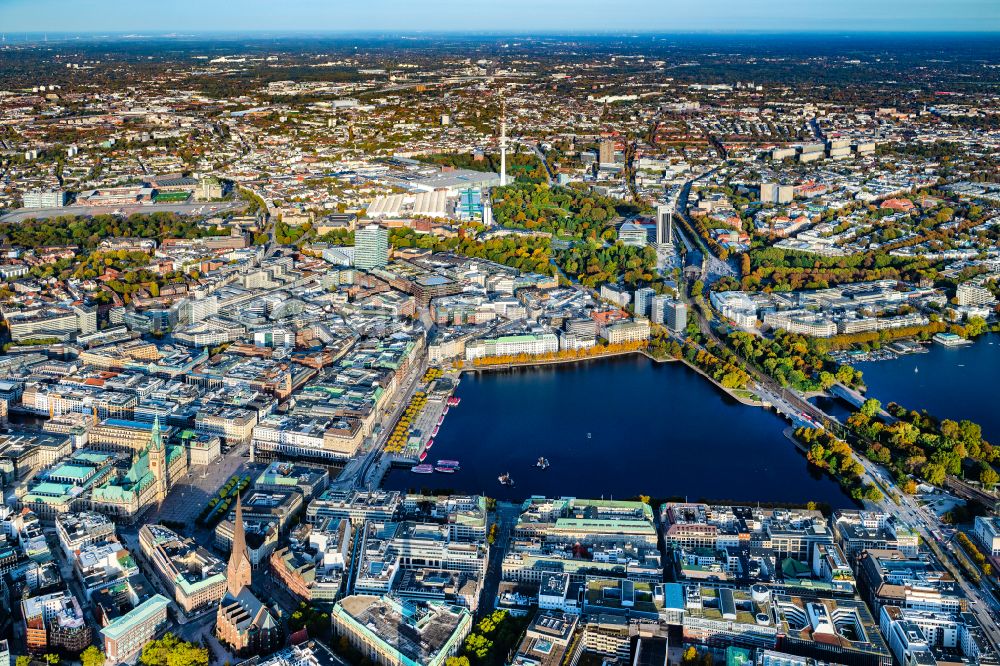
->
[383, 354, 854, 507]
[854, 335, 999, 443]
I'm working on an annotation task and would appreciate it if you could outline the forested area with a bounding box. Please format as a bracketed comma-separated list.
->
[0, 213, 229, 249]
[795, 426, 884, 502]
[492, 183, 620, 239]
[727, 330, 863, 392]
[849, 397, 999, 492]
[742, 247, 937, 291]
[554, 241, 657, 288]
[389, 227, 554, 275]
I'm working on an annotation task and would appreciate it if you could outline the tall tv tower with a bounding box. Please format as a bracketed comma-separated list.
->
[499, 93, 507, 187]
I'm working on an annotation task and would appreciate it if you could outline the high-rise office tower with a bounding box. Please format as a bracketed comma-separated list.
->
[656, 204, 674, 246]
[599, 139, 615, 165]
[634, 287, 655, 318]
[354, 225, 389, 271]
[665, 300, 688, 334]
[651, 295, 669, 325]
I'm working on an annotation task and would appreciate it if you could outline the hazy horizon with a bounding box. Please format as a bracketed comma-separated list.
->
[2, 0, 998, 35]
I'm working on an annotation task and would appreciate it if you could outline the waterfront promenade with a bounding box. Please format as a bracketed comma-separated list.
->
[460, 345, 766, 407]
[461, 347, 646, 372]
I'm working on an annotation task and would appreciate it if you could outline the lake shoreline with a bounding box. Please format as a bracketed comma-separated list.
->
[459, 348, 765, 408]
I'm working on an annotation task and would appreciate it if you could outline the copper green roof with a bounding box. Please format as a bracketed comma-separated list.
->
[100, 594, 170, 641]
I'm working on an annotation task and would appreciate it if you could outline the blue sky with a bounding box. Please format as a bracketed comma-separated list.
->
[1, 0, 998, 33]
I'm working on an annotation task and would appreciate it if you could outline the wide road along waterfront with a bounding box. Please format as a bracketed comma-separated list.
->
[383, 354, 854, 506]
[855, 334, 999, 443]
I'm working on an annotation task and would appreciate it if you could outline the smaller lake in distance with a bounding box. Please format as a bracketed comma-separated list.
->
[855, 334, 999, 443]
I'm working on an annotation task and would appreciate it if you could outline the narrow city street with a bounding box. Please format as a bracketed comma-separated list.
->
[478, 501, 521, 618]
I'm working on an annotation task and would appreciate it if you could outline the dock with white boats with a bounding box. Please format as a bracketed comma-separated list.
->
[389, 372, 465, 476]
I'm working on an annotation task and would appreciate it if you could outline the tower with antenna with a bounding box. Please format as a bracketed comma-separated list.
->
[499, 92, 507, 187]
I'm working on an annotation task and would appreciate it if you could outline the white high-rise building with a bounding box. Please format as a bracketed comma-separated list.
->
[354, 225, 389, 271]
[633, 288, 654, 317]
[651, 295, 670, 325]
[656, 205, 674, 246]
[600, 284, 631, 308]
